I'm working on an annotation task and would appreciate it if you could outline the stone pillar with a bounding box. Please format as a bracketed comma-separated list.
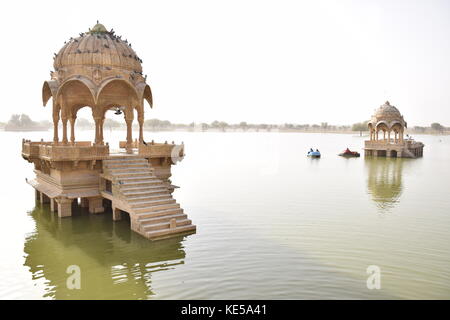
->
[61, 118, 68, 144]
[88, 196, 104, 214]
[99, 117, 105, 145]
[39, 192, 49, 204]
[56, 197, 72, 218]
[94, 118, 101, 145]
[69, 116, 76, 145]
[35, 189, 40, 201]
[80, 198, 89, 208]
[53, 111, 60, 144]
[125, 119, 133, 154]
[50, 198, 56, 212]
[387, 130, 391, 144]
[138, 118, 144, 143]
[112, 207, 122, 221]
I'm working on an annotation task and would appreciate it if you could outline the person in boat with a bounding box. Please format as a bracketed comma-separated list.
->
[310, 148, 314, 153]
[316, 149, 319, 152]
[345, 147, 351, 153]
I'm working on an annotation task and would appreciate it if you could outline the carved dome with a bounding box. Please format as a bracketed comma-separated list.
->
[43, 22, 152, 110]
[368, 101, 407, 129]
[375, 101, 402, 118]
[53, 23, 143, 73]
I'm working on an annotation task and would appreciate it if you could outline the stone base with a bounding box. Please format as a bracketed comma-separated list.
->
[56, 197, 72, 218]
[112, 207, 122, 221]
[88, 196, 104, 214]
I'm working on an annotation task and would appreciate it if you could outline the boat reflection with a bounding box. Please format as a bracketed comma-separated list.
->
[23, 203, 187, 299]
[365, 158, 405, 212]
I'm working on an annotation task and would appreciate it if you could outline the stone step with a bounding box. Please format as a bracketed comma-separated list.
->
[133, 202, 179, 213]
[135, 207, 184, 219]
[127, 193, 171, 202]
[138, 213, 188, 225]
[120, 180, 163, 188]
[117, 175, 158, 182]
[105, 163, 150, 169]
[122, 188, 169, 197]
[130, 198, 175, 209]
[112, 171, 153, 178]
[106, 166, 153, 173]
[146, 224, 197, 239]
[104, 158, 148, 163]
[141, 219, 192, 232]
[121, 185, 168, 193]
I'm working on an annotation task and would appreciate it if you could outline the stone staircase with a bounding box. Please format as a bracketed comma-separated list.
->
[102, 157, 196, 240]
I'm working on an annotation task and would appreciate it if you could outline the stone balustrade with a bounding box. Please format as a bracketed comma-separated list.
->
[365, 140, 405, 148]
[22, 140, 109, 161]
[365, 139, 423, 149]
[118, 140, 185, 159]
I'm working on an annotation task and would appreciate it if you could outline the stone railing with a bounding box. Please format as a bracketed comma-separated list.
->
[365, 140, 405, 148]
[22, 140, 109, 161]
[118, 140, 185, 160]
[365, 139, 423, 149]
[139, 142, 184, 159]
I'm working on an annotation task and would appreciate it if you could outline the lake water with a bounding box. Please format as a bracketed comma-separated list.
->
[1, 129, 449, 299]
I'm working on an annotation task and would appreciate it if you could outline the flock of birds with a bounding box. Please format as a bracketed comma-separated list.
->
[52, 22, 148, 81]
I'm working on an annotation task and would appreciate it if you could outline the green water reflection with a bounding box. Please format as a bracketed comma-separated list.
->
[366, 158, 406, 212]
[23, 203, 187, 299]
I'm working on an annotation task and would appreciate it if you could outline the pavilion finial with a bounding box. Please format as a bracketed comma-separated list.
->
[89, 21, 108, 34]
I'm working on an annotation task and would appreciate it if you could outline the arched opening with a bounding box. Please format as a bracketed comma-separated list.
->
[97, 80, 140, 151]
[368, 123, 374, 140]
[376, 122, 389, 142]
[391, 123, 404, 144]
[102, 107, 127, 151]
[56, 79, 96, 144]
[391, 150, 398, 158]
[74, 106, 95, 142]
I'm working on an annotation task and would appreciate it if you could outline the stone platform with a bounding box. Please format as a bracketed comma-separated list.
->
[22, 140, 195, 240]
[364, 139, 424, 158]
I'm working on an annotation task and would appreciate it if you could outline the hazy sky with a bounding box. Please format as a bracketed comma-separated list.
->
[1, 0, 449, 126]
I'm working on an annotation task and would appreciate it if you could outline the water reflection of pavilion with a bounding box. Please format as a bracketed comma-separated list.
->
[23, 204, 187, 299]
[365, 158, 405, 212]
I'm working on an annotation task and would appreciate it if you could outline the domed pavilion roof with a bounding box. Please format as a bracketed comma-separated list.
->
[368, 101, 407, 129]
[53, 22, 143, 73]
[42, 22, 152, 110]
[375, 101, 402, 118]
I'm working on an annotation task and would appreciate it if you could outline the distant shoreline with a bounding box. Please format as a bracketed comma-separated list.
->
[4, 127, 448, 135]
[14, 127, 442, 137]
[3, 127, 49, 132]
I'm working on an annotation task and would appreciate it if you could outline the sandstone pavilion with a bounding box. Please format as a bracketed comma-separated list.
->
[22, 23, 196, 240]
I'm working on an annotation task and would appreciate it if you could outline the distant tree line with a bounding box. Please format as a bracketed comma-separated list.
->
[3, 114, 52, 131]
[2, 114, 449, 134]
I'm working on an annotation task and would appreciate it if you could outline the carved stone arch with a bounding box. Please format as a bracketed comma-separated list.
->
[375, 121, 389, 131]
[136, 82, 153, 109]
[42, 80, 59, 106]
[56, 78, 98, 117]
[96, 78, 139, 106]
[389, 120, 403, 130]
